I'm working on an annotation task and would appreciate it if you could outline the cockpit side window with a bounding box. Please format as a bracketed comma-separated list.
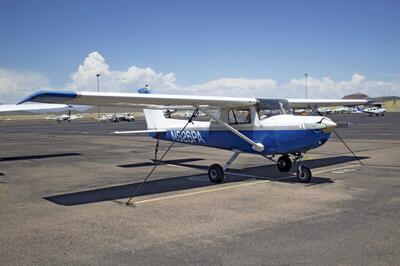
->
[228, 109, 251, 124]
[257, 99, 292, 119]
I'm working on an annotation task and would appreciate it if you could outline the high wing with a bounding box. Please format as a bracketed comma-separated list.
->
[0, 103, 72, 113]
[287, 99, 372, 108]
[19, 90, 370, 110]
[19, 91, 257, 109]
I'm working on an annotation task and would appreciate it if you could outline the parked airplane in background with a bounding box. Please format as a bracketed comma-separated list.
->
[363, 106, 386, 116]
[333, 106, 351, 114]
[98, 113, 135, 122]
[348, 106, 386, 116]
[49, 110, 81, 123]
[351, 106, 364, 114]
[317, 107, 332, 115]
[20, 89, 369, 184]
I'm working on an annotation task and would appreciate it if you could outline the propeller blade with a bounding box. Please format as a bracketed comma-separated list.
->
[335, 122, 353, 129]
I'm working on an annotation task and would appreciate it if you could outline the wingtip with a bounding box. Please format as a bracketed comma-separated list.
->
[17, 90, 78, 105]
[17, 90, 48, 105]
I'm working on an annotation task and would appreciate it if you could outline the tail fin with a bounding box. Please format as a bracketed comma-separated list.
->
[137, 85, 167, 130]
[143, 109, 167, 130]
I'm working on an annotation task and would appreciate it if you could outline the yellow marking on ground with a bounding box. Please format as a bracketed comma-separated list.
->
[364, 165, 400, 170]
[313, 164, 360, 174]
[134, 180, 269, 204]
[163, 163, 194, 170]
[133, 164, 361, 205]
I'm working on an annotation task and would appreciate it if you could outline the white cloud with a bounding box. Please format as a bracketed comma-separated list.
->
[179, 73, 400, 99]
[67, 51, 178, 93]
[1, 51, 400, 103]
[282, 73, 400, 99]
[0, 68, 49, 103]
[182, 78, 278, 97]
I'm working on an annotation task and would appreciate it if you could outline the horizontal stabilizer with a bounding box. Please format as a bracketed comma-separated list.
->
[112, 129, 167, 135]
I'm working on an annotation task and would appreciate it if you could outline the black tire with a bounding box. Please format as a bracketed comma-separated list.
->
[297, 166, 312, 183]
[208, 164, 224, 183]
[277, 155, 292, 172]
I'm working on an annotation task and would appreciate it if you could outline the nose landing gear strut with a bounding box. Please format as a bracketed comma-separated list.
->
[268, 153, 312, 183]
[293, 154, 312, 183]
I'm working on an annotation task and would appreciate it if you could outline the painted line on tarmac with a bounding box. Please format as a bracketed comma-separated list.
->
[224, 172, 272, 179]
[133, 164, 361, 205]
[315, 164, 360, 174]
[364, 165, 400, 170]
[133, 180, 270, 204]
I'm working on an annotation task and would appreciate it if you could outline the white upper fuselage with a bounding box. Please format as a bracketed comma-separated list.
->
[363, 107, 386, 115]
[149, 113, 335, 132]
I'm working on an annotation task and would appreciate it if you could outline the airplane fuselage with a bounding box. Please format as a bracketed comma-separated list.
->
[149, 114, 333, 155]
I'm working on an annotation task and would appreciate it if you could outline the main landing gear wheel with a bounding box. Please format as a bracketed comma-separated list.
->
[208, 164, 224, 183]
[296, 166, 312, 183]
[277, 155, 292, 172]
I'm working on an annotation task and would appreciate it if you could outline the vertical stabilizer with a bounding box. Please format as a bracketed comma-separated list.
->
[143, 109, 167, 130]
[137, 85, 167, 130]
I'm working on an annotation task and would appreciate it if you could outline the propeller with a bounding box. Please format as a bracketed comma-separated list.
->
[332, 129, 364, 166]
[335, 122, 353, 129]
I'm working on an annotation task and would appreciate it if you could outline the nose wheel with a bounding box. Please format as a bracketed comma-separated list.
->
[293, 154, 312, 183]
[296, 165, 312, 183]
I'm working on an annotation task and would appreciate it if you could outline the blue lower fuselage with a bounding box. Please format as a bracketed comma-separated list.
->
[150, 129, 331, 155]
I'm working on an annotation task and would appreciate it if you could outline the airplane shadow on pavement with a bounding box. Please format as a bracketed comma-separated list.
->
[45, 155, 368, 206]
[0, 152, 81, 162]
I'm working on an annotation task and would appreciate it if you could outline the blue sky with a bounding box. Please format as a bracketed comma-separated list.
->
[0, 0, 399, 102]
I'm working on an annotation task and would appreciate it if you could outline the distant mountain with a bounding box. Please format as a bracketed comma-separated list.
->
[343, 93, 399, 102]
[342, 93, 369, 99]
[372, 96, 400, 102]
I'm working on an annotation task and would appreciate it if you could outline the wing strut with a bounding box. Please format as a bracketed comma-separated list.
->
[197, 107, 264, 152]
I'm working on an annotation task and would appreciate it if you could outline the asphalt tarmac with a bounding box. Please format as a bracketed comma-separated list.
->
[0, 113, 399, 265]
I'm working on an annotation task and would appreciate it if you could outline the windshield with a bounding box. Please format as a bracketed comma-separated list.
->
[257, 99, 292, 119]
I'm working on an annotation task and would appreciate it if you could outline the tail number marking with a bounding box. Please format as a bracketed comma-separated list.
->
[170, 130, 205, 144]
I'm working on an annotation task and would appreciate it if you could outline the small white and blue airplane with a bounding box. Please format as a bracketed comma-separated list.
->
[349, 106, 386, 116]
[19, 89, 370, 183]
[351, 106, 364, 114]
[362, 106, 386, 116]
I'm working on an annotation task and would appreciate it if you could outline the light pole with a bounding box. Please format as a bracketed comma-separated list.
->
[304, 73, 308, 99]
[96, 73, 101, 118]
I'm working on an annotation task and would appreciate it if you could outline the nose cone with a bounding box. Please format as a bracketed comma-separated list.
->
[321, 118, 337, 133]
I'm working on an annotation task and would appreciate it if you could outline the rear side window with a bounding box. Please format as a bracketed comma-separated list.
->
[228, 109, 251, 124]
